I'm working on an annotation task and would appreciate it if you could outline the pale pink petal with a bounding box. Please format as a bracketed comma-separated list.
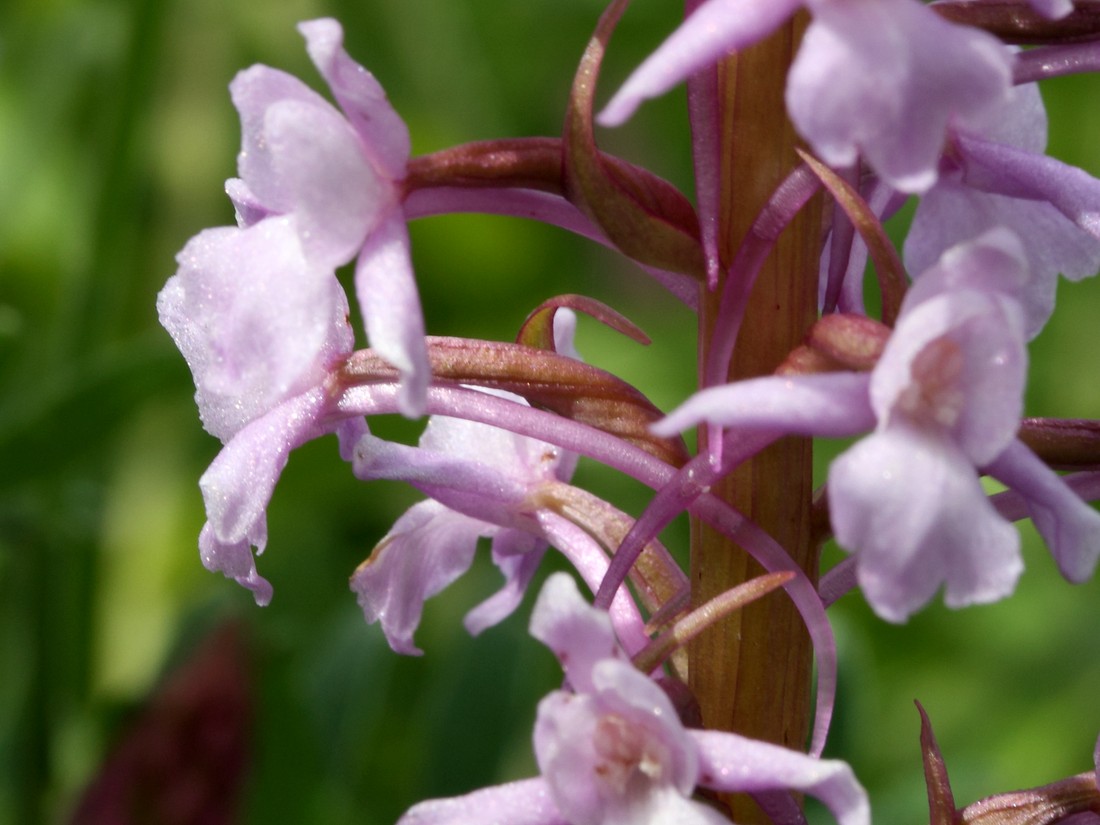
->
[598, 0, 801, 126]
[588, 659, 699, 794]
[196, 389, 330, 605]
[261, 98, 387, 267]
[528, 573, 626, 694]
[157, 218, 353, 441]
[829, 427, 1022, 622]
[535, 514, 650, 657]
[988, 441, 1100, 584]
[224, 178, 272, 227]
[396, 778, 567, 825]
[955, 80, 1048, 153]
[788, 0, 1011, 193]
[691, 729, 870, 825]
[872, 288, 1025, 466]
[229, 65, 339, 212]
[350, 500, 489, 655]
[904, 184, 1095, 337]
[299, 18, 411, 181]
[653, 372, 874, 439]
[354, 213, 429, 417]
[351, 431, 532, 524]
[419, 393, 567, 482]
[903, 85, 1100, 336]
[534, 662, 699, 825]
[1029, 0, 1074, 18]
[957, 132, 1100, 242]
[463, 541, 546, 637]
[198, 524, 273, 607]
[533, 692, 608, 823]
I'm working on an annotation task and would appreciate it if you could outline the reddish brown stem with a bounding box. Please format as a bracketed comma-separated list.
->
[689, 13, 822, 823]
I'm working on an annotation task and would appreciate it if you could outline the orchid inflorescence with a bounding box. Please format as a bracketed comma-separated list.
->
[159, 3, 1100, 823]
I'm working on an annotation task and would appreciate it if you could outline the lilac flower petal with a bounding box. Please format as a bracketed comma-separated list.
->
[690, 729, 870, 825]
[353, 427, 553, 644]
[299, 18, 411, 182]
[157, 219, 353, 441]
[958, 131, 1100, 242]
[536, 514, 650, 657]
[197, 389, 329, 604]
[788, 0, 1011, 193]
[987, 440, 1100, 583]
[224, 178, 272, 227]
[352, 392, 590, 645]
[616, 789, 733, 825]
[904, 88, 1100, 336]
[653, 373, 874, 439]
[463, 542, 546, 637]
[533, 692, 608, 823]
[229, 65, 339, 213]
[894, 229, 1030, 448]
[396, 778, 567, 825]
[534, 664, 702, 825]
[904, 183, 1099, 337]
[261, 98, 386, 267]
[903, 223, 1029, 307]
[352, 432, 532, 524]
[1030, 0, 1075, 19]
[351, 390, 569, 519]
[949, 80, 1048, 155]
[354, 213, 429, 417]
[829, 427, 1022, 622]
[335, 417, 369, 461]
[419, 395, 568, 480]
[599, 0, 801, 126]
[529, 573, 626, 694]
[552, 307, 581, 361]
[198, 524, 273, 606]
[199, 390, 327, 545]
[351, 500, 489, 655]
[588, 659, 700, 794]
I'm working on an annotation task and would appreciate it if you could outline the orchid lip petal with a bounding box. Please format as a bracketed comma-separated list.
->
[830, 427, 1023, 622]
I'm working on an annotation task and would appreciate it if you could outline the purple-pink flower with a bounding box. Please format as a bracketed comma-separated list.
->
[397, 573, 870, 825]
[157, 217, 366, 605]
[349, 389, 580, 655]
[904, 82, 1100, 336]
[655, 229, 1100, 621]
[227, 18, 428, 415]
[600, 0, 1012, 193]
[159, 18, 438, 603]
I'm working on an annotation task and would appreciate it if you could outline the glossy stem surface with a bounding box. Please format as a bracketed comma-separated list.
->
[689, 13, 822, 822]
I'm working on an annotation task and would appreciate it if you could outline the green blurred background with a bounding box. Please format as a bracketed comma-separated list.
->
[1, 0, 1098, 822]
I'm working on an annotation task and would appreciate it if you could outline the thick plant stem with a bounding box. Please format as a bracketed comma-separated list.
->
[689, 15, 822, 823]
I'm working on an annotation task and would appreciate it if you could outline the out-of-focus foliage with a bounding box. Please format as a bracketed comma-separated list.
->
[0, 0, 1096, 823]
